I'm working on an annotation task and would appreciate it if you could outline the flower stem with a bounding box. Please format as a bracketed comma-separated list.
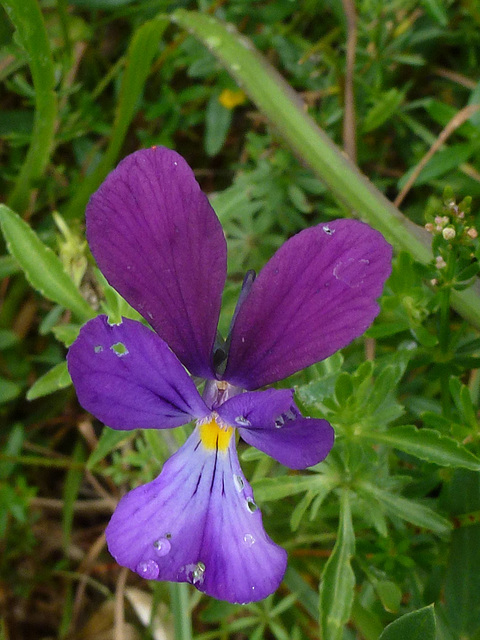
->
[169, 582, 193, 640]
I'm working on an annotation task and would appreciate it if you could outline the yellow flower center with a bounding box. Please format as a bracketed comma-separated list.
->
[199, 416, 234, 452]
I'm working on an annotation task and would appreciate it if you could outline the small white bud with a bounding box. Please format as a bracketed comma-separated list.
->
[442, 227, 456, 241]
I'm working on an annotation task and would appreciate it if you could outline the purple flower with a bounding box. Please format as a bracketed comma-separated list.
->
[67, 147, 392, 604]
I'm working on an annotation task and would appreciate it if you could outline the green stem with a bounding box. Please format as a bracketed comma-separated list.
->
[168, 582, 193, 640]
[0, 453, 85, 470]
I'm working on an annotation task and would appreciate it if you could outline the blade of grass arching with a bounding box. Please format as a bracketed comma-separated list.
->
[170, 10, 480, 332]
[319, 490, 355, 640]
[2, 0, 57, 213]
[64, 15, 168, 220]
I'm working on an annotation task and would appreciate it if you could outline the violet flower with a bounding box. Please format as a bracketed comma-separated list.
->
[67, 146, 392, 604]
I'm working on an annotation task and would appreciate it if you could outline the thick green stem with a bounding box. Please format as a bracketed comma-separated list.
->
[168, 582, 193, 640]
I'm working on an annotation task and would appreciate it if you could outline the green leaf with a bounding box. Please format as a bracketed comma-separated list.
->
[0, 329, 19, 349]
[252, 474, 332, 502]
[62, 439, 86, 551]
[362, 89, 405, 133]
[205, 92, 232, 156]
[360, 425, 480, 471]
[0, 205, 94, 322]
[170, 10, 480, 335]
[379, 604, 436, 640]
[2, 0, 57, 212]
[26, 361, 72, 400]
[361, 482, 452, 535]
[319, 490, 355, 640]
[86, 427, 132, 470]
[375, 580, 402, 614]
[64, 15, 169, 219]
[0, 377, 22, 404]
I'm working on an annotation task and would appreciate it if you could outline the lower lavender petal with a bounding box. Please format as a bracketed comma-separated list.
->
[67, 315, 209, 430]
[217, 390, 334, 469]
[106, 424, 287, 603]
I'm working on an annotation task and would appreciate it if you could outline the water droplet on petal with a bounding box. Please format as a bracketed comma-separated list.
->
[94, 345, 103, 353]
[323, 225, 335, 235]
[234, 475, 244, 492]
[246, 497, 258, 513]
[243, 533, 255, 546]
[235, 416, 251, 426]
[274, 416, 284, 428]
[183, 562, 206, 586]
[153, 537, 171, 557]
[136, 559, 159, 580]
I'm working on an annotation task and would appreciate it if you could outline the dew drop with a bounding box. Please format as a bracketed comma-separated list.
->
[184, 561, 206, 586]
[233, 475, 244, 492]
[235, 416, 251, 426]
[153, 537, 171, 557]
[136, 559, 159, 580]
[174, 161, 178, 166]
[94, 345, 103, 353]
[243, 533, 255, 546]
[274, 416, 284, 428]
[246, 497, 258, 513]
[322, 225, 335, 235]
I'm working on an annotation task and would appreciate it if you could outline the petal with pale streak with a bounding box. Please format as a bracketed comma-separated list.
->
[106, 427, 287, 603]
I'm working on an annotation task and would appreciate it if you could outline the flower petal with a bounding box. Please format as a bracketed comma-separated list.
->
[224, 220, 392, 389]
[67, 315, 209, 429]
[106, 426, 287, 603]
[86, 147, 227, 379]
[217, 390, 334, 469]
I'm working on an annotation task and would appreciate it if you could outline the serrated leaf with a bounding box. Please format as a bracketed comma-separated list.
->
[360, 425, 480, 471]
[0, 205, 94, 322]
[86, 427, 132, 470]
[319, 491, 355, 640]
[379, 604, 436, 640]
[27, 361, 72, 400]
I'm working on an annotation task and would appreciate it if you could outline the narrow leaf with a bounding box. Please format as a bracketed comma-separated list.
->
[27, 361, 72, 401]
[360, 425, 480, 471]
[86, 427, 132, 470]
[2, 0, 57, 212]
[361, 482, 452, 535]
[319, 490, 355, 640]
[0, 205, 94, 321]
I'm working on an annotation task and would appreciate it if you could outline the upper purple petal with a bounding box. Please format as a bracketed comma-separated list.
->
[217, 390, 334, 469]
[223, 219, 392, 389]
[86, 147, 227, 379]
[67, 315, 209, 429]
[106, 426, 287, 603]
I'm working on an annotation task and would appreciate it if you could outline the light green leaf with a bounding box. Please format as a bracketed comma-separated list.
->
[205, 92, 232, 156]
[0, 205, 94, 322]
[27, 361, 72, 401]
[360, 425, 480, 471]
[252, 474, 331, 502]
[361, 482, 452, 535]
[0, 377, 22, 404]
[319, 491, 356, 640]
[86, 427, 132, 470]
[2, 0, 57, 212]
[375, 580, 402, 614]
[362, 89, 405, 133]
[379, 604, 436, 640]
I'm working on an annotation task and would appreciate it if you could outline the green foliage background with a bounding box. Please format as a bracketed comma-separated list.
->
[1, 0, 480, 638]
